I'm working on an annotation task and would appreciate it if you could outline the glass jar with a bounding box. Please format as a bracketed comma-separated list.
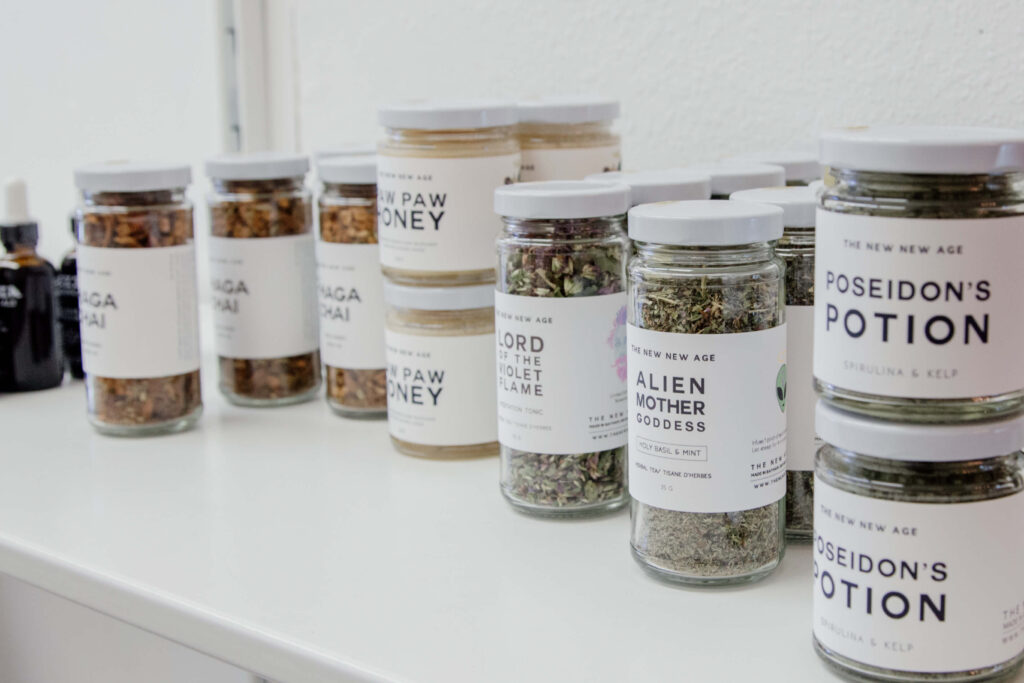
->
[494, 181, 632, 517]
[206, 153, 320, 407]
[384, 283, 498, 458]
[377, 100, 520, 286]
[731, 186, 818, 540]
[516, 96, 621, 181]
[316, 156, 386, 418]
[813, 402, 1024, 682]
[815, 126, 1024, 422]
[627, 200, 787, 584]
[585, 170, 711, 206]
[72, 162, 202, 435]
[683, 163, 786, 199]
[725, 151, 822, 186]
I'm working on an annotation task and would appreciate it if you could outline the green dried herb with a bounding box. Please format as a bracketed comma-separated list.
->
[630, 258, 784, 579]
[499, 217, 628, 512]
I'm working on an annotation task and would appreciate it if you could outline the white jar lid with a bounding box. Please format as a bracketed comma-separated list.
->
[724, 150, 822, 183]
[384, 283, 495, 311]
[808, 179, 825, 197]
[74, 161, 192, 193]
[516, 96, 620, 124]
[494, 180, 631, 219]
[628, 199, 783, 245]
[313, 144, 376, 162]
[729, 186, 816, 228]
[682, 163, 786, 196]
[816, 402, 1024, 463]
[378, 99, 517, 131]
[205, 152, 309, 180]
[584, 170, 711, 206]
[819, 126, 1024, 174]
[318, 156, 377, 185]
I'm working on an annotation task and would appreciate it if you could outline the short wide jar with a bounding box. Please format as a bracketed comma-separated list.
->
[494, 181, 632, 518]
[815, 126, 1024, 422]
[516, 96, 621, 181]
[627, 200, 787, 585]
[585, 169, 711, 206]
[206, 153, 321, 407]
[814, 402, 1024, 682]
[683, 163, 786, 199]
[384, 283, 498, 458]
[73, 162, 202, 436]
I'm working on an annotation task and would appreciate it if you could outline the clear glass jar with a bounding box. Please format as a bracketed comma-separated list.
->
[813, 402, 1024, 682]
[73, 162, 202, 436]
[494, 181, 632, 518]
[377, 100, 520, 286]
[316, 156, 386, 418]
[732, 186, 818, 541]
[627, 200, 787, 585]
[516, 97, 621, 181]
[816, 126, 1024, 422]
[384, 283, 498, 458]
[684, 163, 786, 199]
[207, 154, 320, 407]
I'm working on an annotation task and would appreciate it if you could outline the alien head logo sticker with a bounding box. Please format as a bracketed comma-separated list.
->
[776, 364, 787, 413]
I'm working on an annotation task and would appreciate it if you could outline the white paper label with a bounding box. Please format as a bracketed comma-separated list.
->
[209, 234, 319, 359]
[385, 331, 497, 446]
[788, 305, 818, 471]
[77, 244, 200, 379]
[315, 241, 385, 369]
[627, 325, 787, 513]
[814, 479, 1024, 673]
[814, 211, 1024, 398]
[376, 154, 521, 272]
[519, 145, 621, 182]
[495, 292, 628, 454]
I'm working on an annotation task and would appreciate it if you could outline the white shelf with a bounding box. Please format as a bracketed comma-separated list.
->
[0, 344, 836, 683]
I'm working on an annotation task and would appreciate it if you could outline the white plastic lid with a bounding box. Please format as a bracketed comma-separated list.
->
[729, 186, 816, 228]
[318, 156, 377, 185]
[682, 163, 786, 196]
[494, 180, 631, 219]
[819, 126, 1024, 174]
[516, 96, 620, 124]
[816, 402, 1024, 463]
[74, 161, 192, 193]
[584, 170, 711, 206]
[313, 144, 376, 161]
[808, 179, 825, 196]
[383, 283, 495, 311]
[628, 200, 783, 245]
[378, 99, 517, 130]
[724, 151, 821, 183]
[205, 152, 309, 180]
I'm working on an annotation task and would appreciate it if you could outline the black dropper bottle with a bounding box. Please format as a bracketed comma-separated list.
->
[0, 179, 63, 391]
[57, 216, 83, 379]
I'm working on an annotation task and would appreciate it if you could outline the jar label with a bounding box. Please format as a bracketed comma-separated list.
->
[495, 292, 628, 454]
[814, 211, 1024, 398]
[814, 478, 1024, 673]
[385, 331, 497, 446]
[627, 324, 787, 513]
[519, 145, 621, 182]
[315, 241, 385, 369]
[77, 244, 200, 378]
[788, 305, 818, 471]
[376, 153, 521, 273]
[208, 234, 319, 359]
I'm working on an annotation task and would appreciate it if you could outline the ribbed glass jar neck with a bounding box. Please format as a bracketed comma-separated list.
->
[322, 182, 376, 200]
[387, 306, 495, 335]
[212, 177, 305, 195]
[501, 215, 625, 241]
[824, 169, 1024, 217]
[633, 241, 775, 266]
[516, 121, 617, 147]
[777, 227, 814, 250]
[82, 189, 186, 207]
[383, 126, 515, 151]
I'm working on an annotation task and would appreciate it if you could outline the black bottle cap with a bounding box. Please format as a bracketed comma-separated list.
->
[1, 222, 39, 250]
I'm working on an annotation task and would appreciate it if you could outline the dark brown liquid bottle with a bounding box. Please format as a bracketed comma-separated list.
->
[57, 217, 83, 379]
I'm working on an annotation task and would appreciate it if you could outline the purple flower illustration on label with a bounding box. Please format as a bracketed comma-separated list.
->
[608, 305, 628, 381]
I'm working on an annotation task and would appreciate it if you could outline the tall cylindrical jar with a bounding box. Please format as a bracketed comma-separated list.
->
[813, 402, 1024, 682]
[206, 153, 320, 407]
[732, 186, 818, 540]
[384, 283, 498, 458]
[516, 96, 621, 182]
[377, 100, 520, 286]
[585, 170, 711, 206]
[72, 162, 202, 435]
[684, 163, 785, 199]
[725, 151, 822, 186]
[815, 126, 1024, 422]
[494, 181, 631, 517]
[627, 200, 787, 584]
[316, 156, 387, 418]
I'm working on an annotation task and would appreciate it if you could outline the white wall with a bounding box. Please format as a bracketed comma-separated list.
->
[292, 0, 1024, 166]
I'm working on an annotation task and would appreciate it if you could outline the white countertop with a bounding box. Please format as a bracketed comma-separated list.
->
[0, 345, 837, 682]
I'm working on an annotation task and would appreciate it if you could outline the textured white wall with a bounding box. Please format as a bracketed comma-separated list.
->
[293, 0, 1024, 167]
